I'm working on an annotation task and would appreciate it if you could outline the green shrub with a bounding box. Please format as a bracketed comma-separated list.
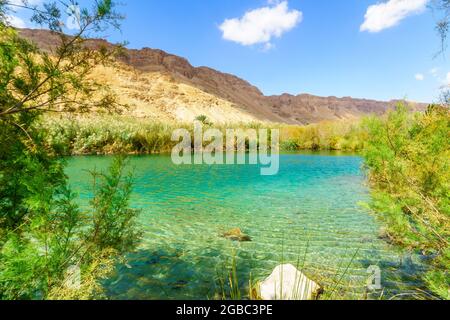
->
[363, 104, 450, 299]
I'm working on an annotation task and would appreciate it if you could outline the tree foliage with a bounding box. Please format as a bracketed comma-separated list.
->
[432, 0, 450, 52]
[0, 0, 124, 121]
[363, 105, 450, 299]
[0, 1, 140, 300]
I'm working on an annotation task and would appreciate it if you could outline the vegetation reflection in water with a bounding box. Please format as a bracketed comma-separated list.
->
[66, 152, 426, 300]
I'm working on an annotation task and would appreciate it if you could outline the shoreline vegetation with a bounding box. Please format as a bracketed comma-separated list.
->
[39, 114, 368, 156]
[362, 105, 449, 299]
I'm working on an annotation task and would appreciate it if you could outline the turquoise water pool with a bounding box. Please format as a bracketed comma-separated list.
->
[66, 152, 425, 300]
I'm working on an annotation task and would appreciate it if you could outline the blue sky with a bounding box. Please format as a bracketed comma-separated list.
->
[9, 0, 450, 102]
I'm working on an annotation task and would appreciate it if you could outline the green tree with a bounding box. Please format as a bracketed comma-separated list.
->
[363, 105, 450, 299]
[0, 1, 141, 299]
[195, 115, 212, 126]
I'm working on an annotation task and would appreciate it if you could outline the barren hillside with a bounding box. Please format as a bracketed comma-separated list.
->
[19, 28, 428, 124]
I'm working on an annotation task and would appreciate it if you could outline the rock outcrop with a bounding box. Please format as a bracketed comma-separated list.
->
[18, 28, 428, 125]
[221, 228, 252, 242]
[259, 264, 322, 300]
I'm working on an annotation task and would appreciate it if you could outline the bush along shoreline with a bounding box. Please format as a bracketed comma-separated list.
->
[362, 105, 449, 299]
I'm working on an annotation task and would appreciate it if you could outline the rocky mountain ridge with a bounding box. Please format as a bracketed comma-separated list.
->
[18, 28, 428, 124]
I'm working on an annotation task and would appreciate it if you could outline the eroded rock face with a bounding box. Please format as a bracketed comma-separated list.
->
[259, 264, 322, 300]
[18, 28, 428, 125]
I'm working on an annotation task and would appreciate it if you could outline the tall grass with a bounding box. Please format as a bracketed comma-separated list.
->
[215, 249, 242, 300]
[39, 115, 180, 155]
[277, 120, 368, 151]
[39, 114, 368, 156]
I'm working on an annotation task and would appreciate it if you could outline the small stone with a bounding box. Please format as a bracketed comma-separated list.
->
[259, 264, 323, 300]
[221, 228, 252, 242]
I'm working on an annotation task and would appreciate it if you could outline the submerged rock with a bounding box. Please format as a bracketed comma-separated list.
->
[259, 264, 323, 300]
[221, 228, 252, 242]
[170, 280, 189, 290]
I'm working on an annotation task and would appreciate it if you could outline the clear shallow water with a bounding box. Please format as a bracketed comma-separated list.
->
[66, 152, 425, 300]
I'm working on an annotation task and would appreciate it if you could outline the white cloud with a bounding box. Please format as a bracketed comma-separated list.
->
[360, 0, 429, 33]
[5, 0, 43, 28]
[415, 73, 424, 81]
[219, 1, 302, 48]
[436, 72, 450, 87]
[445, 72, 450, 86]
[5, 15, 26, 28]
[430, 68, 439, 77]
[263, 42, 275, 51]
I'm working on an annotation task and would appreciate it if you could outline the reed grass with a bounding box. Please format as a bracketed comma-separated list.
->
[38, 114, 367, 156]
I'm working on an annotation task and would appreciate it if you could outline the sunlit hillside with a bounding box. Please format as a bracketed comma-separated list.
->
[91, 63, 262, 124]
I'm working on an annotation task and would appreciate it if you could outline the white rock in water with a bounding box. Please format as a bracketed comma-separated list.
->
[259, 264, 322, 300]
